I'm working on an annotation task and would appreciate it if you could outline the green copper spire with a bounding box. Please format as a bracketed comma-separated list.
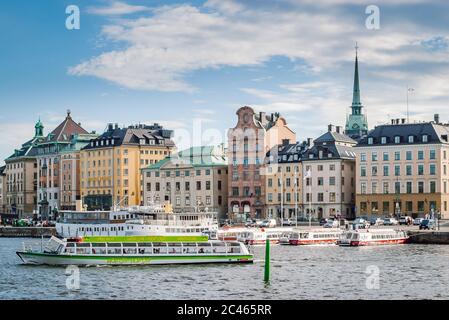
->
[345, 43, 368, 139]
[352, 44, 362, 111]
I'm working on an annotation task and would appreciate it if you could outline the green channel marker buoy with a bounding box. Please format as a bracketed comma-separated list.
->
[264, 239, 270, 283]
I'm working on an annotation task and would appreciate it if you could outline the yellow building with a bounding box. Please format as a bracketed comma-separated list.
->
[80, 123, 176, 210]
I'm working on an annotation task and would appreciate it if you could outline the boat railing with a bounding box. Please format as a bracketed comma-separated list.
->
[63, 241, 243, 256]
[126, 219, 217, 227]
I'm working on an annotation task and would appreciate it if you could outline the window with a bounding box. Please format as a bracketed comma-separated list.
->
[430, 181, 436, 193]
[232, 187, 239, 196]
[394, 151, 400, 161]
[406, 151, 412, 161]
[361, 182, 367, 194]
[329, 193, 336, 202]
[372, 166, 378, 176]
[383, 152, 389, 161]
[430, 150, 436, 160]
[418, 165, 424, 176]
[383, 182, 389, 194]
[185, 182, 190, 191]
[206, 181, 211, 190]
[329, 177, 336, 186]
[381, 137, 387, 144]
[383, 166, 389, 176]
[372, 181, 378, 194]
[395, 182, 400, 194]
[394, 136, 400, 144]
[406, 165, 412, 176]
[196, 181, 201, 190]
[317, 193, 324, 202]
[422, 135, 428, 143]
[418, 151, 424, 160]
[372, 152, 378, 161]
[360, 167, 366, 177]
[395, 165, 400, 176]
[430, 164, 436, 175]
[418, 182, 424, 193]
[360, 153, 366, 162]
[317, 177, 324, 186]
[406, 182, 412, 194]
[368, 137, 373, 145]
[408, 136, 414, 143]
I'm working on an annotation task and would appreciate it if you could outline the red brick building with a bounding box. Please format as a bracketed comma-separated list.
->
[227, 106, 296, 220]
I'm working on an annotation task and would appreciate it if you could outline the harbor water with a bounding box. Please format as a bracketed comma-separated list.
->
[1, 237, 449, 300]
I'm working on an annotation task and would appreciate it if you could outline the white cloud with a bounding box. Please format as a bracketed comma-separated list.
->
[87, 1, 150, 16]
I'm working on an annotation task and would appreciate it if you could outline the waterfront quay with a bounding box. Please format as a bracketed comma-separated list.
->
[0, 227, 56, 238]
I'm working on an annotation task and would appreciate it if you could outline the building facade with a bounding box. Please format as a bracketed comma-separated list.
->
[80, 123, 176, 210]
[301, 125, 357, 220]
[264, 140, 310, 219]
[36, 111, 93, 220]
[142, 145, 228, 219]
[4, 120, 44, 218]
[227, 106, 296, 220]
[355, 117, 449, 219]
[0, 166, 5, 213]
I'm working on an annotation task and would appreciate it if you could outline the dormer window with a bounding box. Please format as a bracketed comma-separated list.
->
[106, 140, 109, 146]
[309, 154, 314, 159]
[101, 141, 104, 146]
[328, 153, 332, 158]
[368, 137, 373, 145]
[394, 136, 400, 144]
[140, 139, 145, 145]
[90, 142, 94, 147]
[422, 135, 428, 143]
[319, 150, 323, 159]
[381, 137, 387, 144]
[408, 135, 414, 143]
[111, 139, 115, 145]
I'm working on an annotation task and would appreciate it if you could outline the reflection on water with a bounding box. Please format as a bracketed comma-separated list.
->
[1, 238, 449, 300]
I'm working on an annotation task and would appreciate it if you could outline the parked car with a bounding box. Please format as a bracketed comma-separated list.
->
[352, 218, 370, 229]
[419, 219, 436, 230]
[281, 218, 293, 226]
[399, 216, 413, 225]
[323, 219, 339, 228]
[319, 218, 330, 226]
[383, 217, 399, 226]
[260, 219, 277, 228]
[369, 217, 384, 226]
[413, 218, 424, 226]
[245, 219, 256, 227]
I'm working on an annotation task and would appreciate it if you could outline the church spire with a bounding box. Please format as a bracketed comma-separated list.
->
[352, 42, 362, 111]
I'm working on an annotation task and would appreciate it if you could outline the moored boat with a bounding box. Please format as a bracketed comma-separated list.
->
[338, 229, 409, 246]
[283, 229, 343, 246]
[16, 236, 253, 266]
[241, 228, 293, 245]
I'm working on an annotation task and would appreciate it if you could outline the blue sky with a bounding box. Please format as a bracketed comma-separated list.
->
[1, 0, 449, 163]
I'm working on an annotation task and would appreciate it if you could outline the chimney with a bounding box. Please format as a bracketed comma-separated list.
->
[336, 126, 341, 134]
[328, 124, 334, 132]
[434, 114, 440, 124]
[115, 123, 119, 129]
[307, 138, 313, 147]
[402, 118, 406, 124]
[108, 123, 113, 132]
[391, 119, 395, 125]
[282, 139, 290, 146]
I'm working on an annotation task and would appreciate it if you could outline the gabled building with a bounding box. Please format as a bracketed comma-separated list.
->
[142, 145, 228, 219]
[227, 106, 296, 220]
[80, 123, 176, 210]
[4, 119, 45, 218]
[302, 125, 357, 219]
[355, 115, 449, 219]
[36, 111, 94, 220]
[345, 47, 369, 140]
[264, 139, 311, 220]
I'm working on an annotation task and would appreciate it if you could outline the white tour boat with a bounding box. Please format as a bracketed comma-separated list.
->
[16, 236, 253, 266]
[280, 229, 343, 246]
[240, 228, 293, 245]
[338, 229, 409, 246]
[217, 227, 250, 241]
[56, 203, 218, 239]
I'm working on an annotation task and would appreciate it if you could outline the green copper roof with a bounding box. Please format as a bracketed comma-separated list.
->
[144, 145, 227, 171]
[352, 54, 362, 108]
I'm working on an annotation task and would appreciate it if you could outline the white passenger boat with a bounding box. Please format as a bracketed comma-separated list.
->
[56, 203, 218, 239]
[16, 236, 253, 266]
[240, 228, 293, 245]
[280, 229, 343, 246]
[338, 229, 409, 246]
[217, 227, 250, 241]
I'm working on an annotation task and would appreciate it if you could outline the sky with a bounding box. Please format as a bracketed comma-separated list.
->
[1, 0, 449, 164]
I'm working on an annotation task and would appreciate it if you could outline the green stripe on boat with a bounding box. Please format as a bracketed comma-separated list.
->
[81, 235, 209, 243]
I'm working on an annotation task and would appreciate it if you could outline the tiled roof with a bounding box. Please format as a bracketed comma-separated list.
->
[43, 112, 89, 144]
[83, 124, 175, 150]
[356, 122, 449, 146]
[314, 131, 357, 145]
[266, 141, 310, 164]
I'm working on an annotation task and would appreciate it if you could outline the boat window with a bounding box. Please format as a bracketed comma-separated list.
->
[77, 243, 91, 248]
[167, 243, 182, 247]
[107, 243, 122, 247]
[183, 243, 197, 247]
[123, 243, 137, 247]
[137, 243, 153, 247]
[92, 243, 106, 247]
[66, 243, 75, 247]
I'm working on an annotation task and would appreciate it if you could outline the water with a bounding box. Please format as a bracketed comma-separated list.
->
[1, 238, 449, 300]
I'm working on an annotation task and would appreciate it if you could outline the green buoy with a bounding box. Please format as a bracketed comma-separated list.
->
[264, 239, 270, 283]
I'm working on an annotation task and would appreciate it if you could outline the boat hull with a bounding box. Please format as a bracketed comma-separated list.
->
[289, 239, 338, 246]
[16, 252, 253, 266]
[338, 238, 408, 246]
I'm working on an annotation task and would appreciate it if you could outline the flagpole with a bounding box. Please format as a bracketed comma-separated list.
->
[294, 167, 298, 228]
[280, 167, 284, 224]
